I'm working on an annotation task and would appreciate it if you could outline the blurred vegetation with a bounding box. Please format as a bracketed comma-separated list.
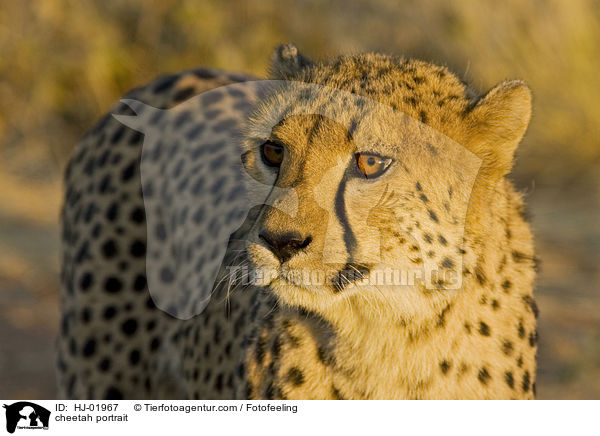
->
[1, 0, 599, 189]
[0, 0, 599, 399]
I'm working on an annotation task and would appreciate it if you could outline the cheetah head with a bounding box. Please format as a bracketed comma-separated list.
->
[243, 44, 531, 324]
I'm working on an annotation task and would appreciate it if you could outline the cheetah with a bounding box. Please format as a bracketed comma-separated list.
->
[57, 44, 537, 399]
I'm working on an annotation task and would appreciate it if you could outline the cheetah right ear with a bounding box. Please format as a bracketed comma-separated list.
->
[269, 43, 314, 79]
[466, 80, 532, 179]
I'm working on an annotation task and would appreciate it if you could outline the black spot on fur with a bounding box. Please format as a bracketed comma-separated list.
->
[332, 385, 345, 400]
[440, 360, 451, 374]
[173, 86, 196, 103]
[193, 68, 217, 79]
[255, 336, 266, 365]
[200, 91, 223, 107]
[264, 381, 274, 399]
[505, 371, 515, 389]
[479, 322, 491, 336]
[82, 339, 96, 358]
[129, 349, 140, 365]
[174, 110, 192, 128]
[271, 335, 282, 360]
[74, 241, 91, 264]
[186, 123, 206, 141]
[474, 266, 486, 285]
[213, 323, 222, 345]
[522, 295, 539, 318]
[153, 74, 178, 93]
[133, 274, 147, 292]
[130, 207, 145, 224]
[244, 383, 253, 399]
[110, 127, 126, 144]
[101, 239, 118, 259]
[103, 306, 117, 320]
[69, 338, 76, 355]
[502, 340, 514, 356]
[128, 131, 143, 145]
[104, 277, 123, 293]
[121, 318, 138, 336]
[426, 143, 438, 156]
[317, 345, 336, 367]
[404, 96, 418, 107]
[478, 367, 491, 385]
[99, 358, 111, 372]
[441, 257, 454, 269]
[121, 160, 136, 182]
[528, 331, 538, 347]
[160, 267, 174, 283]
[522, 371, 531, 392]
[130, 240, 146, 257]
[436, 304, 452, 327]
[512, 250, 536, 265]
[428, 209, 439, 223]
[105, 202, 119, 222]
[104, 387, 123, 400]
[79, 272, 93, 291]
[81, 308, 92, 323]
[287, 367, 305, 386]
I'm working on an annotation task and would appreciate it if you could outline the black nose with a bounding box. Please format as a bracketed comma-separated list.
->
[259, 230, 312, 263]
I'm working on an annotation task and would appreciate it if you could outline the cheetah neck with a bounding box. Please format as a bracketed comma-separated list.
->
[245, 181, 536, 399]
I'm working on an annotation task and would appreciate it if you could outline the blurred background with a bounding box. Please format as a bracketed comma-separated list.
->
[0, 0, 598, 399]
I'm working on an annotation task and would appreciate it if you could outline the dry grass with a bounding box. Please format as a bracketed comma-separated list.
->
[1, 0, 599, 186]
[0, 0, 598, 399]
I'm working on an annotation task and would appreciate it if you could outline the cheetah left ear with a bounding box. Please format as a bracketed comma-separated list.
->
[467, 80, 532, 178]
[269, 43, 314, 79]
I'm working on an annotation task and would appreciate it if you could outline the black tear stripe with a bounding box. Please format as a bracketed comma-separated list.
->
[332, 162, 370, 291]
[334, 169, 357, 256]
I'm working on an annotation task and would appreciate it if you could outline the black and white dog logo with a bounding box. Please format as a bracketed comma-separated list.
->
[3, 402, 50, 433]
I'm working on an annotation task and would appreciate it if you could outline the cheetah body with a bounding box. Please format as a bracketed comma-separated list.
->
[58, 45, 537, 400]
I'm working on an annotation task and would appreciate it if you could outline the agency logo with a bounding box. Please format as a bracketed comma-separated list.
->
[2, 402, 50, 434]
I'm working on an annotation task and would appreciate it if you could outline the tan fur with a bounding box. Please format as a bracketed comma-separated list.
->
[58, 45, 536, 400]
[241, 45, 536, 399]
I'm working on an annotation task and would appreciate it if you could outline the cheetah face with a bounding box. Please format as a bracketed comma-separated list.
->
[242, 82, 481, 319]
[241, 46, 531, 321]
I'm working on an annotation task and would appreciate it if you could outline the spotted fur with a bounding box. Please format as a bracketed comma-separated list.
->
[58, 44, 536, 399]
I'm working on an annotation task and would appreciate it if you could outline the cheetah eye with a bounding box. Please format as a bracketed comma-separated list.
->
[355, 153, 393, 179]
[260, 141, 284, 167]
